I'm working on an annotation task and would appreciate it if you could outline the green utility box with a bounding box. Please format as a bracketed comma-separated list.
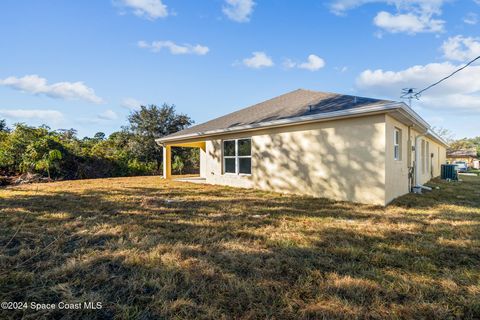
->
[441, 164, 458, 180]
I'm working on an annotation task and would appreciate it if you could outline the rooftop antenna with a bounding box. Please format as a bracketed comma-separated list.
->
[400, 88, 418, 107]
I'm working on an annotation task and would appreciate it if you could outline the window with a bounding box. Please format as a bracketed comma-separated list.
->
[394, 128, 401, 160]
[237, 139, 252, 174]
[223, 140, 236, 174]
[223, 138, 252, 175]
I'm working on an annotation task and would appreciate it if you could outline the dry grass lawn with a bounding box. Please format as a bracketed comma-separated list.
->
[0, 176, 479, 319]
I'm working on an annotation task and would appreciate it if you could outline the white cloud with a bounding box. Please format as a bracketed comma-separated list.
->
[299, 54, 326, 71]
[242, 52, 274, 69]
[0, 109, 64, 123]
[442, 35, 480, 62]
[463, 12, 478, 25]
[0, 75, 103, 104]
[329, 0, 367, 15]
[356, 62, 480, 111]
[421, 94, 480, 111]
[284, 54, 326, 71]
[116, 0, 169, 20]
[282, 59, 297, 69]
[223, 0, 255, 22]
[121, 97, 143, 110]
[330, 0, 447, 15]
[373, 11, 444, 34]
[335, 66, 349, 72]
[330, 0, 447, 34]
[138, 40, 209, 55]
[97, 109, 118, 120]
[330, 0, 378, 15]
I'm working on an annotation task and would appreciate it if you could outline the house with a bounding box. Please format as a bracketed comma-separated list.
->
[156, 89, 448, 205]
[447, 149, 478, 167]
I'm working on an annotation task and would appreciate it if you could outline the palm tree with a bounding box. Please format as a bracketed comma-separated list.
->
[35, 149, 62, 179]
[172, 155, 184, 175]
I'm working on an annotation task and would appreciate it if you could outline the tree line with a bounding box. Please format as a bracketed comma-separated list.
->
[0, 104, 199, 181]
[2, 114, 477, 183]
[448, 137, 480, 156]
[433, 127, 480, 156]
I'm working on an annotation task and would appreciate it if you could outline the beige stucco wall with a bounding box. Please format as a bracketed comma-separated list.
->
[384, 115, 410, 204]
[411, 129, 446, 186]
[165, 113, 446, 205]
[384, 115, 447, 203]
[200, 115, 387, 205]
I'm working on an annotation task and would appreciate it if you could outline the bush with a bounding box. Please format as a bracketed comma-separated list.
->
[127, 159, 158, 176]
[0, 105, 198, 182]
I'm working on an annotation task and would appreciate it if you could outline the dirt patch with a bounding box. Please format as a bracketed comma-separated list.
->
[0, 173, 53, 186]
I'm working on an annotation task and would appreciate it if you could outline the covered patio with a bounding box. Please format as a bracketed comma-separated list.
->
[162, 141, 206, 180]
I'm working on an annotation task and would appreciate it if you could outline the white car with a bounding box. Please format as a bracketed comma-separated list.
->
[454, 161, 468, 172]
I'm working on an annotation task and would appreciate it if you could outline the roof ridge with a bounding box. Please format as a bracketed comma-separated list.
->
[184, 89, 316, 128]
[161, 89, 397, 140]
[299, 88, 395, 103]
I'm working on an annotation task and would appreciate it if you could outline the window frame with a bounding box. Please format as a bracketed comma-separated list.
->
[222, 138, 252, 176]
[222, 139, 237, 174]
[393, 128, 401, 161]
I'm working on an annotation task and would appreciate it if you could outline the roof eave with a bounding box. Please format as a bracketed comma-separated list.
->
[156, 101, 445, 145]
[390, 103, 449, 147]
[426, 129, 450, 148]
[156, 102, 399, 144]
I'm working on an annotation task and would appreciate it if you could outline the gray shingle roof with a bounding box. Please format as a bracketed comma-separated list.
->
[165, 89, 392, 140]
[447, 149, 478, 157]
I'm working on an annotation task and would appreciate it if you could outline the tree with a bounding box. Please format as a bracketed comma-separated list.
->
[35, 149, 63, 179]
[0, 124, 45, 173]
[449, 138, 475, 151]
[0, 119, 8, 132]
[448, 136, 480, 157]
[188, 148, 200, 171]
[172, 155, 185, 175]
[22, 135, 64, 178]
[0, 106, 197, 181]
[94, 132, 106, 140]
[127, 104, 193, 171]
[431, 126, 454, 144]
[57, 128, 78, 140]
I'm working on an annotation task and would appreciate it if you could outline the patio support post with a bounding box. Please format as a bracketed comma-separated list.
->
[163, 145, 171, 179]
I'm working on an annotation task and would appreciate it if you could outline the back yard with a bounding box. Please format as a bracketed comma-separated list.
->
[0, 176, 479, 319]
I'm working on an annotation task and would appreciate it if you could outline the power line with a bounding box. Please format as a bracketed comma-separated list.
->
[401, 55, 480, 103]
[414, 55, 480, 98]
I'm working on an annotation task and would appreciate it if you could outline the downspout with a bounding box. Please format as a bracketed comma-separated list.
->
[414, 133, 432, 191]
[407, 126, 412, 191]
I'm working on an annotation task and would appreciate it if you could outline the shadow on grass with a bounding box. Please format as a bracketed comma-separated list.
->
[0, 179, 479, 319]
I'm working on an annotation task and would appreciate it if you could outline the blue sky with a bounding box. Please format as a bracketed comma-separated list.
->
[0, 0, 479, 139]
